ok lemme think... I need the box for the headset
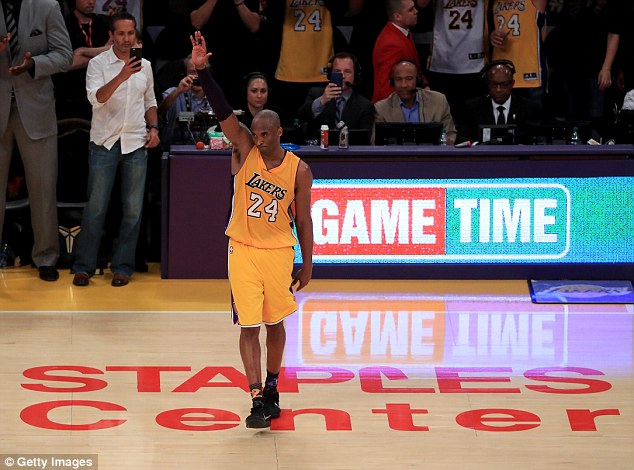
[480,60,516,82]
[389,59,423,87]
[325,52,362,86]
[242,71,271,92]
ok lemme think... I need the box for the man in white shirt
[72,11,159,287]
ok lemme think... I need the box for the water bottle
[439,128,448,146]
[0,243,9,268]
[570,126,581,145]
[337,121,349,149]
[320,125,329,150]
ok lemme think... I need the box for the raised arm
[234,0,260,33]
[190,31,254,171]
[190,0,219,30]
[93,56,142,104]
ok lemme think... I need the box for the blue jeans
[73,141,147,276]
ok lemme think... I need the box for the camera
[191,77,201,87]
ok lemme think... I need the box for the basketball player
[190,31,314,429]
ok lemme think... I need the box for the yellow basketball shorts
[228,239,297,327]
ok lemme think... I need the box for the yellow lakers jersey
[226,147,300,248]
[275,0,333,83]
[490,0,541,88]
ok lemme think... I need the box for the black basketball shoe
[263,386,281,420]
[245,398,271,428]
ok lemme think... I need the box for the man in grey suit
[0,0,73,281]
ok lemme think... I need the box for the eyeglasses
[488,80,513,89]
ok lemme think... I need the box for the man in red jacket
[372,0,422,103]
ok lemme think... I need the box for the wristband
[235,1,244,6]
[147,124,159,131]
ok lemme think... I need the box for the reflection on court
[1,273,632,469]
[287,292,633,373]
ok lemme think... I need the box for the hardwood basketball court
[1,264,632,469]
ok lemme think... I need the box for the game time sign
[296,177,633,265]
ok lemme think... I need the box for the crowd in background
[4,0,634,271]
[52,0,634,141]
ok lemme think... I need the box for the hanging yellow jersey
[490,0,542,88]
[226,147,300,248]
[275,0,333,83]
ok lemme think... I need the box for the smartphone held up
[330,71,343,88]
[130,47,142,68]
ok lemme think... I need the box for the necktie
[4,1,19,60]
[496,105,506,125]
[336,96,345,122]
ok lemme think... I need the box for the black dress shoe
[73,272,90,286]
[111,273,130,287]
[38,266,59,282]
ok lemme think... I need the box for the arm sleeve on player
[197,66,234,122]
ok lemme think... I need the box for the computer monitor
[328,128,370,146]
[525,120,592,145]
[177,110,219,144]
[479,124,518,144]
[374,121,443,146]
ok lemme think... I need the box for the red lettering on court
[20,400,126,430]
[372,403,429,431]
[270,408,352,431]
[359,367,435,393]
[278,367,355,392]
[436,367,521,393]
[566,409,621,431]
[106,366,192,392]
[524,367,612,394]
[172,367,249,392]
[456,409,541,432]
[22,366,107,393]
[156,408,241,431]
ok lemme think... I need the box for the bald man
[374,60,456,144]
[191,31,314,429]
[457,60,541,144]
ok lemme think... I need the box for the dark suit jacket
[457,94,541,144]
[298,87,375,143]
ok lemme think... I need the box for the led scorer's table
[161,145,634,280]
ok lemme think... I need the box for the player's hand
[320,82,342,105]
[190,31,212,70]
[291,265,312,292]
[9,52,33,76]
